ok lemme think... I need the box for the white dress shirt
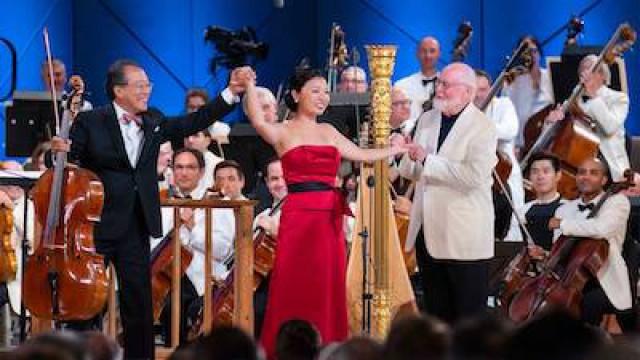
[113,102,144,167]
[151,185,235,296]
[502,69,554,147]
[485,97,526,241]
[579,86,630,182]
[553,192,632,310]
[394,72,438,135]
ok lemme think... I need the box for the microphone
[273,0,284,8]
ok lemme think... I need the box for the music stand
[4,91,58,157]
[0,169,41,342]
[318,92,370,142]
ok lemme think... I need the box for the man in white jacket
[549,158,632,326]
[396,62,497,323]
[545,54,630,182]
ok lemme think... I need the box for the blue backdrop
[0,0,638,159]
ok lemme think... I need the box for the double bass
[520,23,636,199]
[477,39,533,193]
[22,29,108,321]
[507,170,634,322]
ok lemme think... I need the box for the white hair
[580,54,611,85]
[340,66,367,82]
[242,86,276,114]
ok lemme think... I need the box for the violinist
[253,157,287,237]
[501,36,553,149]
[520,152,565,258]
[474,69,524,241]
[50,59,252,359]
[252,157,286,337]
[549,158,632,326]
[337,66,368,94]
[155,148,235,345]
[389,86,414,201]
[544,54,630,182]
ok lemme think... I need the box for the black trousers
[415,227,489,324]
[97,200,154,360]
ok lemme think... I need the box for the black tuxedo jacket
[68,95,234,240]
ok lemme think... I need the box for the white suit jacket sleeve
[558,195,630,239]
[493,98,519,141]
[422,123,497,191]
[582,90,629,137]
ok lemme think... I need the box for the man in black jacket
[51,59,253,359]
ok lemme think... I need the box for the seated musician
[389,86,414,213]
[545,54,630,182]
[252,157,287,337]
[214,160,247,201]
[474,69,524,241]
[253,157,287,237]
[338,66,368,94]
[154,148,235,345]
[548,158,632,326]
[520,152,565,258]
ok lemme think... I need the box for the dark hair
[325,336,384,360]
[185,88,210,110]
[384,314,451,360]
[172,148,206,169]
[105,59,141,100]
[193,326,258,360]
[518,35,543,58]
[214,159,245,180]
[284,67,325,112]
[504,309,606,360]
[474,69,492,83]
[451,313,513,360]
[524,152,561,176]
[275,319,321,360]
[263,156,281,179]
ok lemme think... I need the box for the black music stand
[318,92,370,142]
[4,91,57,157]
[0,170,41,342]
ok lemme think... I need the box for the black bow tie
[581,95,591,103]
[390,127,403,135]
[578,203,595,212]
[422,78,437,87]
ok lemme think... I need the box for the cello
[150,187,195,322]
[188,198,284,338]
[0,191,16,283]
[22,28,108,321]
[519,23,636,199]
[507,170,634,322]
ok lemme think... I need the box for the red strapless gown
[260,145,349,358]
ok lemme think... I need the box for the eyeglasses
[392,100,412,107]
[173,164,200,171]
[435,79,467,90]
[120,81,154,92]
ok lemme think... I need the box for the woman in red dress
[245,68,406,357]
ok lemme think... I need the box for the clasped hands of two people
[50,66,257,154]
[390,133,428,162]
